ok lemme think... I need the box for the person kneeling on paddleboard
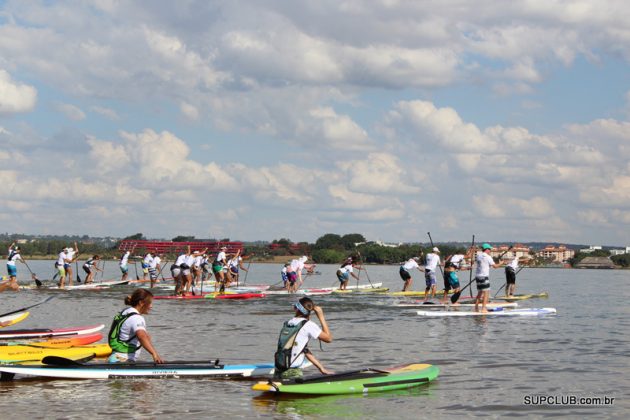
[108,289,164,364]
[274,297,333,379]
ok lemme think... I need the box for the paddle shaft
[356,250,375,288]
[0,296,54,318]
[427,232,445,278]
[22,261,42,287]
[451,235,475,303]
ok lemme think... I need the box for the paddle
[0,296,54,318]
[134,258,140,281]
[426,232,445,300]
[22,261,42,288]
[242,256,252,286]
[452,243,513,304]
[42,355,222,367]
[451,235,475,304]
[356,250,375,288]
[100,260,106,282]
[42,354,95,366]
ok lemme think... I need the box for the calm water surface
[1,261,628,419]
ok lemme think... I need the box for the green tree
[314,234,343,250]
[172,236,196,242]
[123,233,145,240]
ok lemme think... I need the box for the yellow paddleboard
[0,343,111,362]
[0,311,30,328]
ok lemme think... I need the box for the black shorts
[476,276,490,291]
[83,266,91,275]
[505,267,516,284]
[399,266,411,280]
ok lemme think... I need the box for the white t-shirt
[338,265,353,274]
[184,255,195,267]
[507,258,519,270]
[402,259,419,271]
[150,256,161,269]
[143,254,153,266]
[175,254,187,266]
[290,259,305,272]
[287,317,322,368]
[116,307,147,361]
[475,252,495,277]
[7,251,20,266]
[449,254,465,268]
[66,249,76,261]
[57,252,67,266]
[120,251,131,266]
[215,251,226,264]
[425,253,440,272]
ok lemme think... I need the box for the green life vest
[274,319,308,372]
[108,311,142,354]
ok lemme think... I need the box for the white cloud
[0,69,37,114]
[90,105,120,121]
[54,102,86,121]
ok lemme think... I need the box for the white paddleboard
[416,308,557,317]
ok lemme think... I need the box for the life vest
[274,319,308,372]
[108,311,142,354]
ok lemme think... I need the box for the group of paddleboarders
[396,243,521,313]
[280,256,316,292]
[109,288,331,379]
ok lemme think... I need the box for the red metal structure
[118,240,243,256]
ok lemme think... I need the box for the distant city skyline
[1,2,630,245]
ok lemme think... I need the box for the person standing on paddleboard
[82,255,102,284]
[336,259,360,290]
[441,261,461,304]
[119,245,135,282]
[399,257,422,292]
[475,243,503,313]
[148,252,162,288]
[108,289,163,364]
[4,243,23,292]
[274,297,333,379]
[424,247,441,302]
[505,256,519,297]
[55,247,70,286]
[213,246,228,292]
[64,242,79,287]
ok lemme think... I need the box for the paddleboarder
[82,255,102,284]
[108,288,164,364]
[274,297,333,379]
[64,242,79,287]
[336,259,360,290]
[440,263,461,304]
[505,256,519,297]
[213,246,228,292]
[399,257,422,292]
[424,247,441,302]
[4,243,22,292]
[474,243,503,313]
[119,245,135,282]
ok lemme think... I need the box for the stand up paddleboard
[252,363,439,395]
[416,308,557,317]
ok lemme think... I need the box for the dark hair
[124,289,154,307]
[296,297,315,316]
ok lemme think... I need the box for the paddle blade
[450,291,462,304]
[42,354,94,366]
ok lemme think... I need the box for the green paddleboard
[252,363,439,395]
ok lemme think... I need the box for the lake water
[1,261,628,419]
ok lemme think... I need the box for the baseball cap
[482,243,492,250]
[432,247,439,253]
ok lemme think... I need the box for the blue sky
[1,1,630,246]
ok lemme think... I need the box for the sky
[1,1,630,246]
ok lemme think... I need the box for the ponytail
[124,289,154,307]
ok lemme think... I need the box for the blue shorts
[7,264,17,277]
[120,265,128,274]
[287,271,297,284]
[424,271,436,287]
[399,267,411,281]
[336,270,349,283]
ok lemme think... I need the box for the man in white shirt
[475,243,503,312]
[505,256,519,297]
[424,247,441,302]
[399,257,422,292]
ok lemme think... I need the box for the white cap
[300,256,308,262]
[432,247,440,253]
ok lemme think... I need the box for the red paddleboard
[210,293,265,300]
[0,324,105,340]
[23,332,104,347]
